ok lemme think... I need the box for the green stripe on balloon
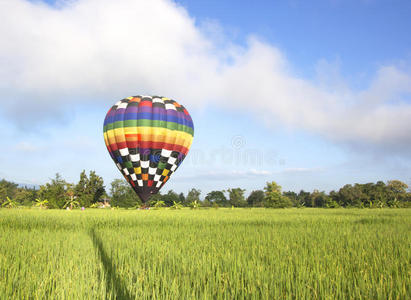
[103,119,194,135]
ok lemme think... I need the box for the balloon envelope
[103,96,194,203]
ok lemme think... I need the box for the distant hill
[17,183,40,189]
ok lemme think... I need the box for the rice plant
[0,208,410,299]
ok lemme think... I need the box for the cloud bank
[1,0,411,152]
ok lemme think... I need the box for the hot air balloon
[103,95,194,204]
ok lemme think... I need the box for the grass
[0,208,410,299]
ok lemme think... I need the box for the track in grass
[89,227,134,300]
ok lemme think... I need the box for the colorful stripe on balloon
[103,96,194,200]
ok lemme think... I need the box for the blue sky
[181,0,411,79]
[1,0,410,196]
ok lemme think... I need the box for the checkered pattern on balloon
[103,96,194,203]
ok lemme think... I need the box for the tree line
[1,171,410,209]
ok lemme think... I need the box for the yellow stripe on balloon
[107,128,117,146]
[106,127,193,145]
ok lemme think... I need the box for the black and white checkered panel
[129,148,143,188]
[152,96,166,109]
[155,150,185,188]
[140,150,150,188]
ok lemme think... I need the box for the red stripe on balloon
[116,141,128,149]
[107,141,189,155]
[139,101,152,107]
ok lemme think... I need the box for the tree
[386,180,408,207]
[0,186,6,206]
[188,200,201,209]
[387,180,408,194]
[337,184,363,207]
[1,197,17,208]
[205,191,228,207]
[186,188,201,206]
[356,183,373,207]
[74,170,106,207]
[328,191,340,208]
[170,201,183,210]
[88,171,105,204]
[161,190,180,207]
[178,193,186,205]
[149,193,163,207]
[370,181,388,208]
[34,198,49,209]
[264,181,292,208]
[64,184,80,209]
[153,200,165,209]
[247,190,265,207]
[405,191,411,208]
[110,179,140,208]
[309,190,334,208]
[74,170,91,206]
[297,190,310,207]
[0,179,18,205]
[64,198,80,210]
[14,188,36,206]
[283,191,298,207]
[227,188,247,207]
[38,174,68,209]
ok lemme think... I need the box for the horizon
[4,172,408,198]
[1,0,411,195]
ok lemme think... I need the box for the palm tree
[64,197,80,210]
[64,185,79,210]
[153,200,165,209]
[2,197,16,209]
[90,203,99,208]
[189,200,201,209]
[34,198,49,209]
[170,201,183,210]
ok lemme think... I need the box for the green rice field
[0,208,410,299]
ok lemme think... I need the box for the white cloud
[1,0,411,152]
